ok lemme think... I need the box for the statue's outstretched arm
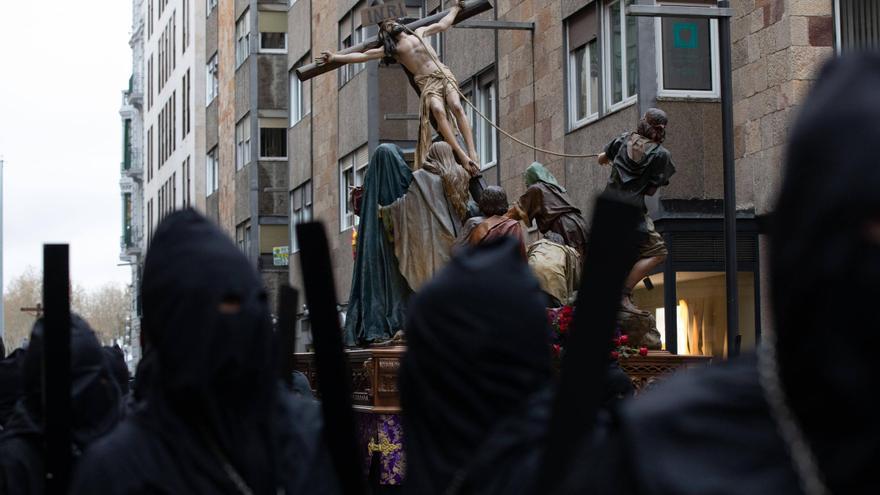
[416,1,464,38]
[316,47,385,66]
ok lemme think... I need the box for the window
[290,181,313,252]
[656,10,719,97]
[172,11,177,70]
[236,10,250,67]
[182,69,191,137]
[236,115,252,170]
[182,156,191,207]
[567,4,600,128]
[604,0,638,109]
[148,0,154,37]
[207,0,217,16]
[462,71,498,170]
[260,127,287,159]
[206,53,218,104]
[259,11,288,53]
[236,222,252,256]
[147,126,154,182]
[206,147,219,194]
[428,7,445,61]
[338,12,366,86]
[182,0,189,53]
[147,55,154,109]
[339,145,369,231]
[290,55,311,126]
[835,0,880,54]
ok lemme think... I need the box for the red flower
[639,347,648,357]
[610,350,620,360]
[561,306,573,318]
[619,335,629,345]
[612,337,621,347]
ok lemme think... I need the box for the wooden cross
[295,0,493,81]
[20,303,43,318]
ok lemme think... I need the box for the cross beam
[295,0,494,81]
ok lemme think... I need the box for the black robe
[0,316,123,495]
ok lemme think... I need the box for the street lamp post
[627,1,740,357]
[1,157,5,349]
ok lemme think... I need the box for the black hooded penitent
[0,315,122,495]
[557,54,880,495]
[71,210,340,495]
[400,237,553,494]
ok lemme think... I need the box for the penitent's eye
[218,294,242,314]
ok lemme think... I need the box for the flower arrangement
[547,308,649,360]
[547,305,574,358]
[611,331,648,360]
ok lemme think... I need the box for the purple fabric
[357,412,406,485]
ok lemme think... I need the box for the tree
[2,267,131,351]
[2,267,42,350]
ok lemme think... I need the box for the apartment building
[143,0,207,247]
[120,0,146,365]
[202,0,291,308]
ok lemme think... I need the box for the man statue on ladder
[316,0,481,175]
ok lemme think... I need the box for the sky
[1,1,133,292]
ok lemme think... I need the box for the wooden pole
[535,197,641,494]
[295,0,493,81]
[296,222,365,495]
[43,244,71,495]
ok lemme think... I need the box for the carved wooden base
[294,347,711,411]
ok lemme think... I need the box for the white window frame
[206,147,219,194]
[207,0,217,16]
[290,70,305,126]
[235,10,250,68]
[567,36,600,130]
[654,16,720,99]
[259,31,288,54]
[206,53,218,105]
[462,71,498,171]
[338,147,369,232]
[476,75,497,170]
[235,115,251,170]
[603,0,638,111]
[290,181,313,253]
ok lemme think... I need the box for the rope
[412,28,600,160]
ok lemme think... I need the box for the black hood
[770,54,880,492]
[0,348,26,428]
[102,345,130,396]
[17,315,122,449]
[140,209,279,492]
[400,236,552,494]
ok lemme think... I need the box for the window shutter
[259,11,288,33]
[568,2,598,51]
[356,145,370,168]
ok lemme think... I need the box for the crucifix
[297,0,494,176]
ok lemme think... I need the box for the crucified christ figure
[316,1,480,176]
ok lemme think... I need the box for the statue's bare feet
[620,293,647,315]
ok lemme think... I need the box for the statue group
[312,1,676,348]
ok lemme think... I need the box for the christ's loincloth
[413,64,460,169]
